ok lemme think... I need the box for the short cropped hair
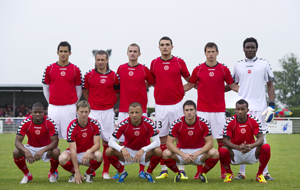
[57,41,71,52]
[129,102,142,109]
[95,50,109,59]
[183,100,196,110]
[159,36,173,45]
[236,99,249,108]
[76,100,91,110]
[32,102,44,110]
[128,43,141,53]
[204,42,218,52]
[243,37,258,48]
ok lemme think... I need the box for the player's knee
[94,151,103,162]
[260,144,271,154]
[105,147,114,157]
[58,153,69,165]
[13,148,22,158]
[162,149,172,159]
[153,147,162,157]
[51,148,60,158]
[219,147,230,158]
[210,148,219,159]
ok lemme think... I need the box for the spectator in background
[0,108,4,117]
[0,102,7,109]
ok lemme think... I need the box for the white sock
[161,165,167,171]
[239,165,246,175]
[263,164,269,175]
[178,165,185,171]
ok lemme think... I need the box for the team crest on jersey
[188,130,193,136]
[82,132,87,137]
[241,128,246,134]
[100,79,106,84]
[35,130,40,135]
[209,72,214,77]
[134,131,140,136]
[248,70,251,74]
[61,71,66,76]
[128,71,134,76]
[164,65,169,70]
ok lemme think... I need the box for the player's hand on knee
[25,150,34,164]
[122,148,131,162]
[262,103,275,122]
[190,153,199,162]
[34,150,44,161]
[181,153,193,163]
[82,151,91,166]
[133,149,144,163]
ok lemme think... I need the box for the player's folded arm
[222,136,239,150]
[108,135,124,152]
[141,134,160,152]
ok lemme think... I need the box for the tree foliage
[273,53,300,108]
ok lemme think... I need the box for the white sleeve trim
[108,136,124,152]
[75,86,82,102]
[141,134,160,152]
[43,84,50,103]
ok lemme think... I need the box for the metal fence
[1,117,300,134]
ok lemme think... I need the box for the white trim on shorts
[231,147,259,165]
[176,148,204,165]
[119,147,149,166]
[197,111,225,139]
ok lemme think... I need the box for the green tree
[273,53,300,108]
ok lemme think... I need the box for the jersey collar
[95,68,111,75]
[160,55,174,61]
[245,57,258,63]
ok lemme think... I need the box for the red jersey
[117,63,155,113]
[17,116,58,148]
[150,56,190,105]
[223,114,262,145]
[169,116,211,149]
[42,62,82,105]
[113,116,158,150]
[189,62,234,112]
[67,118,101,153]
[83,69,120,110]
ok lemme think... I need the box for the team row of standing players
[14,36,276,184]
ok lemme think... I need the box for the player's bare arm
[267,81,275,102]
[15,135,35,164]
[240,133,264,155]
[183,76,190,83]
[223,137,241,151]
[183,82,196,92]
[228,82,239,92]
[120,148,131,162]
[191,135,214,161]
[69,142,82,184]
[34,135,59,161]
[167,135,193,163]
[116,92,120,102]
[82,135,101,166]
[134,134,160,163]
[82,89,89,101]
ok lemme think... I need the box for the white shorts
[89,109,115,142]
[155,101,184,137]
[65,150,90,166]
[197,111,225,139]
[24,145,52,162]
[119,147,149,166]
[117,112,147,142]
[248,111,268,134]
[48,104,76,139]
[176,148,204,165]
[231,147,259,165]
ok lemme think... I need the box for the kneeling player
[13,102,60,184]
[59,100,103,184]
[106,102,162,183]
[162,100,219,183]
[219,99,271,183]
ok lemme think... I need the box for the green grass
[0,134,299,190]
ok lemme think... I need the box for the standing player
[219,99,271,183]
[59,100,103,184]
[184,42,239,179]
[230,37,275,180]
[106,102,162,183]
[83,50,120,179]
[149,36,190,179]
[13,102,60,184]
[42,41,82,140]
[116,43,155,178]
[162,100,219,183]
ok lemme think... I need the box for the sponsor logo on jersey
[59,68,67,70]
[81,128,87,131]
[100,76,108,78]
[239,125,247,127]
[187,127,195,129]
[248,70,251,74]
[128,68,135,70]
[34,127,42,129]
[164,65,169,70]
[128,71,134,76]
[61,71,66,76]
[82,132,87,137]
[163,62,170,64]
[100,79,106,84]
[134,131,140,136]
[35,130,40,135]
[246,65,253,67]
[241,128,246,134]
[133,128,140,130]
[188,130,193,136]
[209,72,214,77]
[208,69,215,70]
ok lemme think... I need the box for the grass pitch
[0,134,299,190]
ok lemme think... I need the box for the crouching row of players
[13,99,271,184]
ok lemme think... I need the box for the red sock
[60,161,75,174]
[147,155,161,173]
[257,144,271,175]
[14,156,29,175]
[102,144,110,173]
[49,157,59,174]
[108,155,124,173]
[139,164,145,172]
[218,142,226,174]
[86,159,102,175]
[163,159,180,174]
[197,165,203,173]
[201,158,219,174]
[159,144,167,166]
[219,148,233,174]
